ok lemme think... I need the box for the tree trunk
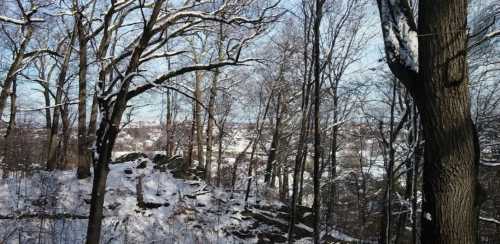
[187,107,195,169]
[245,92,272,203]
[60,95,71,168]
[0,26,33,119]
[194,70,204,170]
[47,28,76,170]
[205,81,215,175]
[289,98,312,242]
[311,1,324,242]
[417,0,481,242]
[205,23,224,182]
[2,79,16,176]
[325,124,338,234]
[231,139,252,191]
[495,169,500,241]
[395,103,420,244]
[216,121,224,187]
[381,81,398,244]
[86,3,166,241]
[86,118,120,244]
[265,93,282,186]
[165,90,174,158]
[76,11,91,178]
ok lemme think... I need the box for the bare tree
[83,1,279,242]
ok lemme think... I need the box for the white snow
[425,212,432,221]
[0,160,252,243]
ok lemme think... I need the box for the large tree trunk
[377,0,482,242]
[2,79,16,177]
[311,1,324,242]
[417,0,481,242]
[86,119,120,244]
[76,11,91,179]
[205,23,224,186]
[86,3,165,241]
[495,169,500,240]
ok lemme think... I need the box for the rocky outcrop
[113,152,148,164]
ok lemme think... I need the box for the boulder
[136,160,148,169]
[166,155,185,170]
[113,152,148,164]
[152,154,169,165]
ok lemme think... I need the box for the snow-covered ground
[0,159,253,243]
[0,156,368,244]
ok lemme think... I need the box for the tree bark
[76,9,91,179]
[417,0,481,243]
[207,24,225,184]
[194,70,204,170]
[377,0,482,242]
[60,94,71,168]
[311,1,324,242]
[265,92,282,186]
[2,79,16,176]
[165,90,174,158]
[86,2,165,242]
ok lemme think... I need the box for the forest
[0,0,499,243]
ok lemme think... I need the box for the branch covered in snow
[376,0,418,87]
[480,216,500,225]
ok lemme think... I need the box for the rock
[152,154,169,165]
[124,168,133,174]
[257,232,287,243]
[166,156,185,170]
[107,202,121,210]
[137,201,169,209]
[32,198,48,207]
[232,230,253,239]
[277,204,314,228]
[136,160,147,169]
[153,164,167,172]
[185,194,196,199]
[113,152,148,164]
[240,208,312,241]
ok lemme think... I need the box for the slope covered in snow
[0,155,369,244]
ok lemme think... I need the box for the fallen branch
[0,213,88,219]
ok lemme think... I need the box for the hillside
[0,154,369,244]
